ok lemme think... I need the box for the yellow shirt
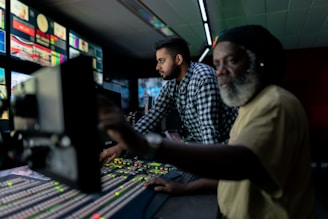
[218,85,316,219]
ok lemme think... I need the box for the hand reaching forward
[97,94,148,158]
[144,177,188,195]
[99,143,124,163]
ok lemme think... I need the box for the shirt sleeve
[134,82,175,134]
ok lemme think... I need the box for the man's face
[212,41,260,107]
[155,48,181,80]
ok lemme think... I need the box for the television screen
[11,70,32,101]
[0,67,8,119]
[10,0,67,66]
[69,30,103,86]
[138,77,167,108]
[104,79,130,110]
[0,0,6,56]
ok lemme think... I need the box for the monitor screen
[104,79,130,110]
[138,77,167,108]
[10,0,67,66]
[0,0,6,56]
[69,30,103,86]
[10,70,32,102]
[0,67,8,119]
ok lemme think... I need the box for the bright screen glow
[138,77,167,108]
[69,30,103,86]
[0,0,6,56]
[11,71,32,101]
[0,67,8,119]
[10,0,67,66]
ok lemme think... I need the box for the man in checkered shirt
[100,36,238,194]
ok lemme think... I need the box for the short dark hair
[153,36,191,64]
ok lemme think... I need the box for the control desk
[4,55,218,219]
[0,156,208,219]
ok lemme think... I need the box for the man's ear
[175,54,183,65]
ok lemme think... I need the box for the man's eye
[214,63,220,69]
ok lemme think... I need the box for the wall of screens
[10,0,67,66]
[0,0,106,131]
[69,30,104,86]
[0,0,6,56]
[0,67,8,119]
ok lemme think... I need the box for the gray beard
[219,71,260,107]
[219,48,261,107]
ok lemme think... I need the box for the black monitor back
[11,55,102,193]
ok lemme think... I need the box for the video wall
[10,0,67,66]
[0,67,8,119]
[69,30,104,86]
[7,0,103,78]
[0,0,5,56]
[0,0,105,130]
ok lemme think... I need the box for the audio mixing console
[0,157,184,219]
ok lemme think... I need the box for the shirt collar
[176,62,194,91]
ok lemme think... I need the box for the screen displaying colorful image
[11,70,32,101]
[138,77,167,108]
[69,30,103,85]
[0,0,6,56]
[10,0,67,66]
[0,67,8,119]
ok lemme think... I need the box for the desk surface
[155,193,218,219]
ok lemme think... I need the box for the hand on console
[97,93,149,160]
[144,177,188,195]
[100,143,124,163]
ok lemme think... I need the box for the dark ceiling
[30,0,328,60]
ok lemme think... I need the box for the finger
[144,180,155,187]
[144,177,164,186]
[153,186,166,192]
[106,153,117,163]
[99,152,107,162]
[152,177,168,185]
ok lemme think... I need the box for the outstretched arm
[97,94,272,187]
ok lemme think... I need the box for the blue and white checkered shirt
[134,62,237,144]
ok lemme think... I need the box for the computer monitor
[11,54,102,193]
[104,79,130,111]
[138,77,167,108]
[0,0,6,56]
[0,67,8,120]
[10,71,32,102]
[97,87,122,109]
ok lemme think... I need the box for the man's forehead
[213,42,245,57]
[156,48,170,58]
